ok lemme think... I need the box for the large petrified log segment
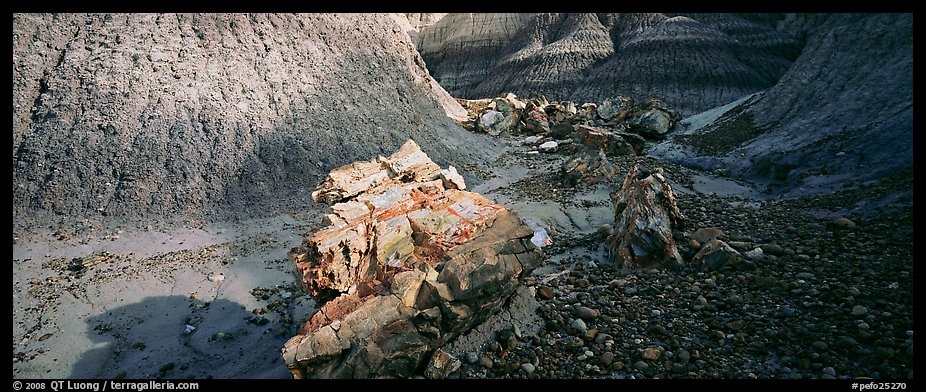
[283,139,542,378]
[607,165,685,270]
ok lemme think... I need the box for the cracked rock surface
[283,140,542,378]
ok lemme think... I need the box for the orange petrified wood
[283,140,542,378]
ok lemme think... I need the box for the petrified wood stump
[283,140,543,378]
[606,165,685,270]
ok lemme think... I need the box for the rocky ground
[11,128,913,379]
[446,134,914,380]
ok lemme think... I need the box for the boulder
[606,165,686,270]
[629,110,674,138]
[550,122,575,140]
[523,109,550,134]
[596,96,634,122]
[478,110,508,136]
[576,125,644,157]
[691,239,755,271]
[561,148,617,186]
[473,94,526,135]
[628,98,681,139]
[283,139,543,378]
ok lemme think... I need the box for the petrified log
[606,165,685,270]
[283,139,543,378]
[560,147,617,186]
[596,96,634,122]
[627,97,681,139]
[575,124,645,157]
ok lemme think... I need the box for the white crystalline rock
[539,141,558,153]
[440,165,467,190]
[479,110,504,129]
[522,217,553,248]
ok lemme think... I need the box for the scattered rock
[539,141,558,153]
[479,356,494,369]
[875,347,896,359]
[520,363,536,374]
[742,248,763,259]
[795,272,814,280]
[851,305,868,316]
[600,352,615,366]
[697,295,708,306]
[524,135,544,146]
[537,286,554,300]
[833,217,857,229]
[677,349,691,363]
[523,110,550,134]
[159,362,175,374]
[597,96,634,122]
[576,125,642,157]
[692,239,754,271]
[570,319,588,334]
[642,347,661,361]
[440,166,467,190]
[627,98,680,139]
[478,110,508,136]
[561,147,617,186]
[691,228,723,243]
[761,244,785,256]
[425,349,461,379]
[688,239,701,249]
[575,306,599,321]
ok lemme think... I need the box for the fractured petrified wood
[560,147,617,186]
[576,124,645,157]
[283,139,543,378]
[606,165,685,270]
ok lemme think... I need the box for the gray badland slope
[415,13,803,116]
[663,13,913,196]
[13,13,496,231]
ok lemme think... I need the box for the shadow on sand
[70,295,292,379]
